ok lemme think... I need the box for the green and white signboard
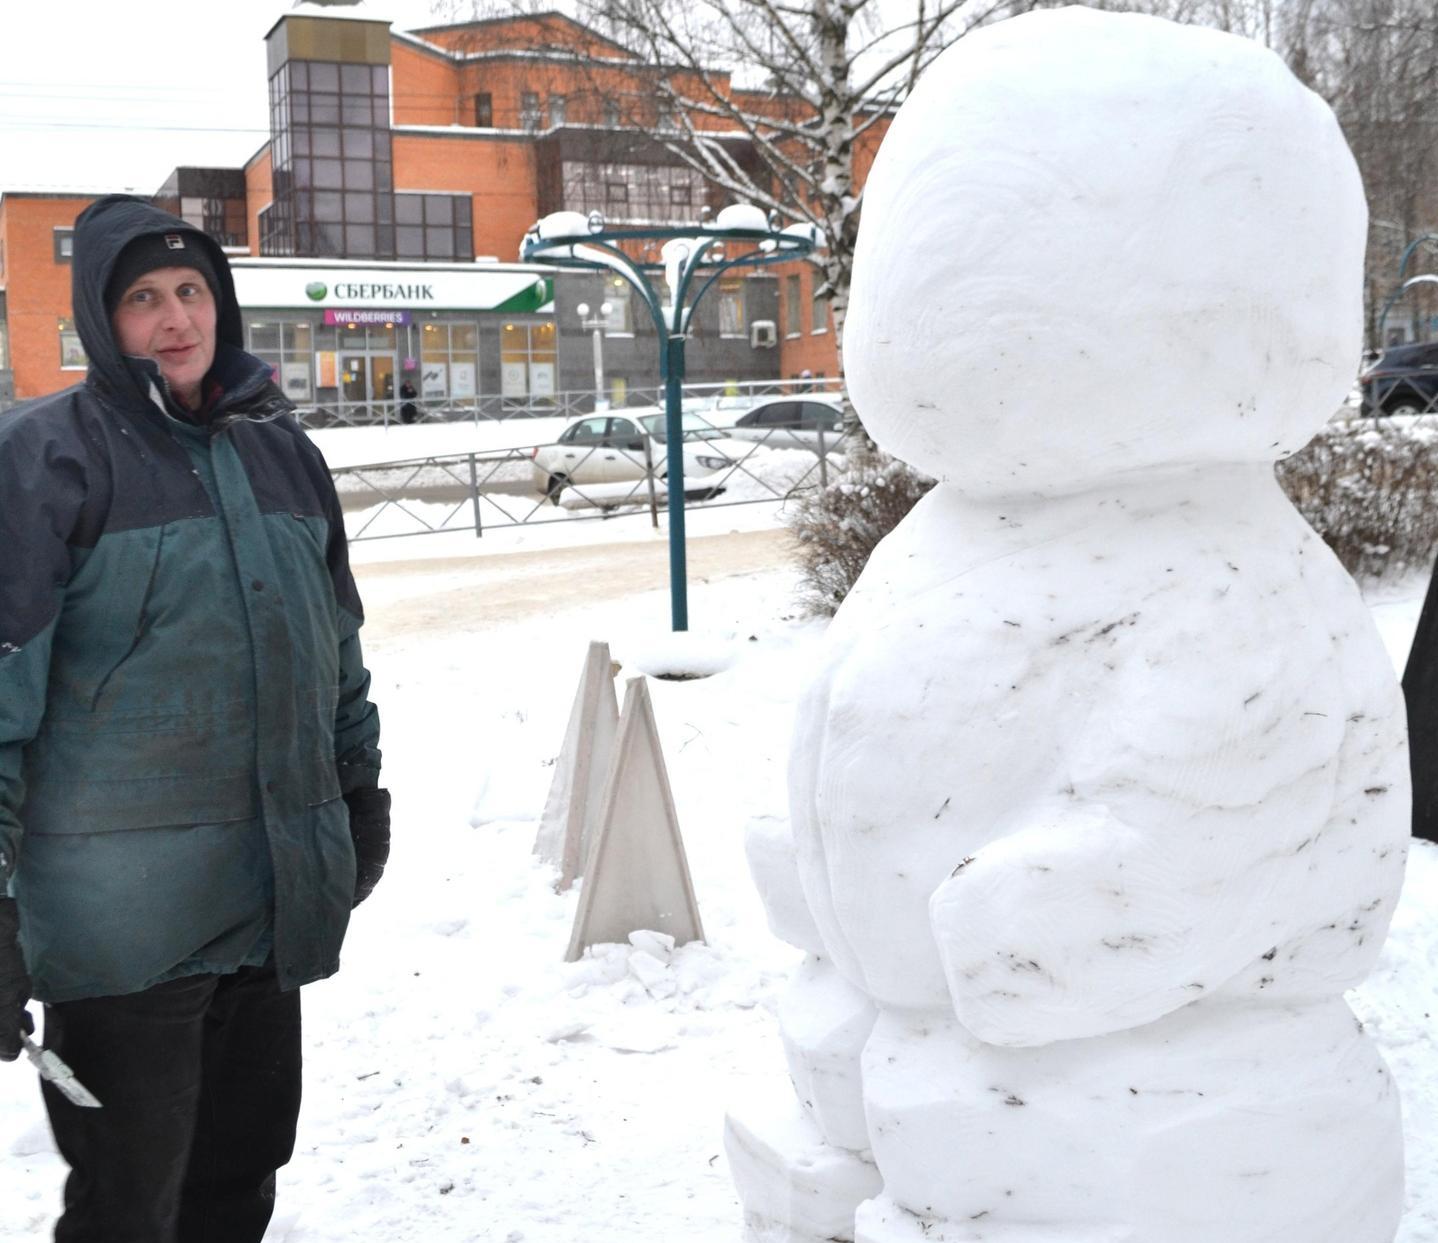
[229,262,555,314]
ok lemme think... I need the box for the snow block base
[779,955,876,1153]
[861,1000,1402,1243]
[726,1082,882,1243]
[856,1194,1127,1243]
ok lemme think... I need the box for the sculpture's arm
[929,802,1232,1046]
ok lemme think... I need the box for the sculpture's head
[844,7,1365,495]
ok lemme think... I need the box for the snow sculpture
[728,9,1411,1242]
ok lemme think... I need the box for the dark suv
[1360,342,1438,416]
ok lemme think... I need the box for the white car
[728,395,847,451]
[530,411,750,501]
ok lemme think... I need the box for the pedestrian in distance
[399,377,419,424]
[0,194,391,1243]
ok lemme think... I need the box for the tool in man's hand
[21,1034,101,1108]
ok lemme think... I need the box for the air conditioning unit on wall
[750,320,778,349]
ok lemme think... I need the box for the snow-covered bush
[787,444,934,615]
[1278,415,1438,580]
[791,417,1438,614]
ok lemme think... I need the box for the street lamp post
[522,205,820,631]
[574,299,612,411]
[1377,233,1438,345]
[1377,274,1438,345]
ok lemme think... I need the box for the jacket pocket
[89,523,166,707]
[50,525,167,712]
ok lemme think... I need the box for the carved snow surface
[745,814,826,957]
[735,7,1410,1243]
[779,955,876,1152]
[726,1080,883,1243]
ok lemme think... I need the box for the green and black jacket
[0,195,381,1002]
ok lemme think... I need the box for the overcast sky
[0,1,455,195]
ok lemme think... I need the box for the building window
[474,92,493,127]
[603,99,620,126]
[418,319,480,403]
[561,160,709,225]
[718,278,745,338]
[785,274,802,336]
[0,319,9,372]
[177,195,247,248]
[246,319,314,402]
[549,94,566,126]
[500,320,557,404]
[54,230,74,264]
[520,91,541,131]
[811,276,827,334]
[601,278,632,334]
[59,318,87,370]
[395,193,473,261]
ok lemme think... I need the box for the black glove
[0,897,34,1062]
[344,787,391,908]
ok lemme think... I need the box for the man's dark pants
[39,962,302,1243]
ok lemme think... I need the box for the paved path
[352,526,799,639]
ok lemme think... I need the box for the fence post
[643,435,661,529]
[817,423,829,489]
[469,453,483,538]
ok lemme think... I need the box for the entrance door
[337,348,399,422]
[340,353,369,413]
[370,354,396,420]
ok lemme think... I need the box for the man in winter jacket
[0,194,390,1243]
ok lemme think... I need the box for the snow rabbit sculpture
[727,9,1409,1243]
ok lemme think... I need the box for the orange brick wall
[415,16,627,60]
[392,41,462,126]
[392,132,537,261]
[245,147,273,257]
[776,261,838,380]
[2,197,92,401]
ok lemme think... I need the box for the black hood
[72,194,243,408]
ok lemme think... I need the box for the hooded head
[72,195,243,407]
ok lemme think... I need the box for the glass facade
[499,320,557,405]
[395,193,473,262]
[419,320,480,404]
[561,160,708,224]
[266,59,394,258]
[247,318,315,403]
[177,196,247,248]
[239,311,498,417]
[155,169,248,248]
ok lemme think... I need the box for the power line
[0,119,270,135]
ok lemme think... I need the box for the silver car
[530,411,747,501]
[728,396,847,451]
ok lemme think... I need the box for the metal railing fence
[299,375,844,430]
[333,411,856,542]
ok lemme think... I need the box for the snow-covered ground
[2,522,1436,1242]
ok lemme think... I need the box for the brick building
[0,7,875,416]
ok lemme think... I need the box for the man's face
[109,266,217,409]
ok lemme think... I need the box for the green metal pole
[664,333,688,631]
